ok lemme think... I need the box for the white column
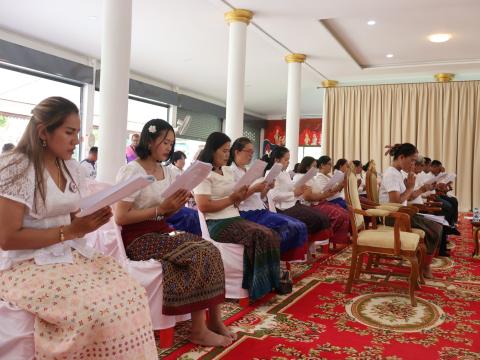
[97,0,132,183]
[224,9,253,140]
[80,82,95,160]
[285,54,306,169]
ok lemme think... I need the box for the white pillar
[285,54,306,169]
[224,9,253,140]
[97,0,132,183]
[80,82,95,160]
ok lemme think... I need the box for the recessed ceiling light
[428,33,451,43]
[367,20,376,26]
[88,16,97,20]
[386,54,394,58]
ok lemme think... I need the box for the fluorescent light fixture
[428,33,451,43]
[386,54,394,58]
[367,20,376,26]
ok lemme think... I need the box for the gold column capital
[224,9,253,25]
[434,73,455,82]
[285,53,307,63]
[321,80,338,88]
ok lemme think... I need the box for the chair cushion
[376,225,425,238]
[357,229,420,251]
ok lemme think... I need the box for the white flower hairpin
[148,125,157,133]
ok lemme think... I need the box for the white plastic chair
[197,211,249,306]
[0,301,35,360]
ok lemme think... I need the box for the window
[0,66,82,157]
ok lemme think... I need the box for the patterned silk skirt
[277,203,332,241]
[0,252,157,360]
[207,217,281,301]
[166,207,202,236]
[312,201,351,244]
[240,209,308,261]
[125,228,225,315]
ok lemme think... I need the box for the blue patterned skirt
[240,209,307,256]
[167,207,201,236]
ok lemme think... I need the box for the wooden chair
[344,165,423,306]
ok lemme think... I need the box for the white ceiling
[0,0,479,117]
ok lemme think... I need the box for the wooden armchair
[344,165,424,306]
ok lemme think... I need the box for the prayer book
[264,163,283,185]
[161,160,212,198]
[77,175,155,217]
[423,173,447,185]
[293,167,318,189]
[322,171,345,192]
[417,213,450,226]
[234,159,267,191]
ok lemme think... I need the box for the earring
[41,139,47,148]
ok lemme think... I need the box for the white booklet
[439,173,456,184]
[424,173,448,185]
[264,163,283,185]
[234,159,267,191]
[161,160,212,198]
[77,175,155,217]
[323,171,345,192]
[417,213,450,226]
[293,167,318,189]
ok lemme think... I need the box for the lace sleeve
[116,163,142,202]
[0,152,35,209]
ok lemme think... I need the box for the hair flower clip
[148,125,157,133]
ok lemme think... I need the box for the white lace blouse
[230,162,266,212]
[0,153,96,271]
[116,161,175,209]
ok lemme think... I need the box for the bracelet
[59,226,65,243]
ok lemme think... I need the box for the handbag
[276,269,293,295]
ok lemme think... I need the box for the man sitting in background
[430,160,459,226]
[169,150,186,178]
[80,146,98,179]
[126,133,140,163]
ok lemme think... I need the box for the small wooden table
[473,221,480,257]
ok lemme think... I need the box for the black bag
[276,270,293,295]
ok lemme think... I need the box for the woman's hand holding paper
[158,189,190,216]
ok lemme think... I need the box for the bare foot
[208,321,238,340]
[190,327,233,347]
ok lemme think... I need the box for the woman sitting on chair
[313,156,348,209]
[115,119,234,347]
[266,148,332,249]
[0,97,157,358]
[229,137,308,261]
[194,132,281,302]
[380,143,442,278]
[296,156,351,246]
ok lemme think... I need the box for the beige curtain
[324,81,480,211]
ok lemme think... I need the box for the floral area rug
[158,214,480,359]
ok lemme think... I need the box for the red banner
[264,118,322,147]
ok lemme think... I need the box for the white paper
[77,175,155,217]
[161,160,212,198]
[322,171,345,192]
[264,163,283,185]
[423,173,447,185]
[417,213,450,226]
[438,173,456,184]
[234,159,267,191]
[293,167,317,189]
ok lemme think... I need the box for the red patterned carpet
[158,214,480,359]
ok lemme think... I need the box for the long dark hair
[135,119,175,161]
[264,146,289,172]
[297,156,316,174]
[197,132,231,166]
[2,97,79,210]
[228,137,251,166]
[387,143,418,160]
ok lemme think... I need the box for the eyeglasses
[241,149,254,155]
